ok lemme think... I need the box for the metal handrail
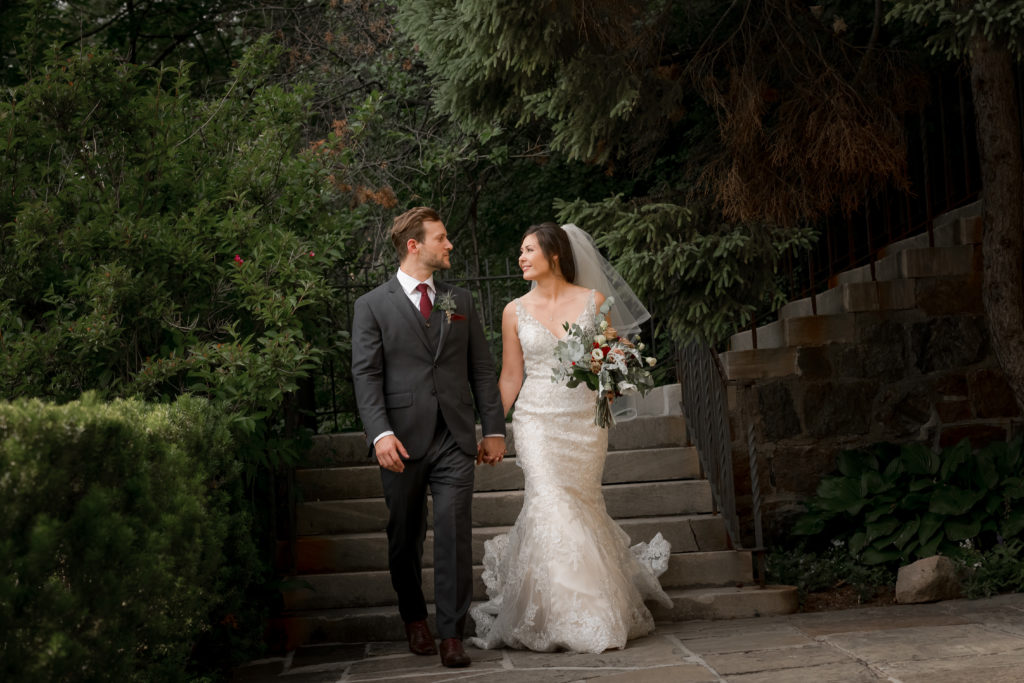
[678,341,766,585]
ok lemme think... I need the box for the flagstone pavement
[235,593,1024,682]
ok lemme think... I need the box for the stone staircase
[267,415,797,651]
[722,200,984,378]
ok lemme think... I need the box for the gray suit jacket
[350,276,505,458]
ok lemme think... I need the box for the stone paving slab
[236,595,1024,682]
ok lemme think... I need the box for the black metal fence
[768,70,983,332]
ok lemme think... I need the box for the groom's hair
[391,206,441,259]
[523,222,576,283]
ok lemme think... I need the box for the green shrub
[794,438,1024,566]
[766,542,895,606]
[0,393,262,682]
[959,540,1024,599]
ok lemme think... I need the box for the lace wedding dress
[468,291,672,653]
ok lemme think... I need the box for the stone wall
[728,281,1022,546]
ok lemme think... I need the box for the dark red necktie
[415,283,432,320]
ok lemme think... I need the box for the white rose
[594,334,607,345]
[599,319,609,331]
[637,342,645,351]
[645,357,657,367]
[591,348,605,361]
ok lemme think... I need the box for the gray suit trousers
[379,413,475,639]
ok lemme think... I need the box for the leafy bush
[959,540,1024,599]
[794,438,1024,565]
[0,42,368,466]
[0,393,262,682]
[766,542,895,606]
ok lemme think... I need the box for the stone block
[911,316,988,373]
[895,556,961,604]
[874,382,934,439]
[608,415,686,450]
[932,372,968,397]
[915,274,983,316]
[935,398,972,423]
[832,340,908,379]
[803,381,877,438]
[969,368,1021,418]
[780,315,853,347]
[900,245,978,279]
[768,445,842,498]
[757,381,802,440]
[650,585,798,622]
[939,423,1008,448]
[959,214,984,244]
[796,346,832,379]
[779,296,815,320]
[720,347,799,381]
[875,279,918,311]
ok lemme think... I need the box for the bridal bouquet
[551,296,657,428]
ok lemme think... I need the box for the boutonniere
[434,290,458,323]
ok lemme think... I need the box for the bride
[469,222,672,654]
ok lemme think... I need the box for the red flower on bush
[233,254,244,265]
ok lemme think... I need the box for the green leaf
[866,518,901,543]
[861,470,891,496]
[1001,509,1024,538]
[918,513,944,545]
[849,530,868,554]
[929,485,985,516]
[901,442,939,476]
[816,476,866,515]
[891,519,920,550]
[939,438,971,479]
[861,547,902,565]
[945,517,982,542]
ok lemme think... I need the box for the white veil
[560,223,651,336]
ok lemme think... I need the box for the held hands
[476,436,506,466]
[374,434,410,473]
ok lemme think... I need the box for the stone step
[281,551,754,611]
[729,314,857,352]
[778,279,917,321]
[835,244,979,286]
[267,585,798,649]
[876,211,983,259]
[303,415,686,468]
[296,446,700,501]
[718,347,799,381]
[278,514,731,574]
[297,479,714,535]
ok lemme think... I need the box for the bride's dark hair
[523,222,576,283]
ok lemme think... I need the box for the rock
[757,381,801,440]
[895,555,961,604]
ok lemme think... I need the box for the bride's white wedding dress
[469,291,672,653]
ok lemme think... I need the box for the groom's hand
[477,436,506,466]
[375,435,410,473]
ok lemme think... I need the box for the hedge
[0,393,262,682]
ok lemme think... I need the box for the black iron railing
[677,341,766,584]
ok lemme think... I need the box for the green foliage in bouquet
[794,438,1024,566]
[0,393,263,682]
[551,296,656,427]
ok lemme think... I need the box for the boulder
[895,555,961,604]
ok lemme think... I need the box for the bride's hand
[478,436,506,466]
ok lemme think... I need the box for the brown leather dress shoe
[404,620,437,655]
[439,637,471,668]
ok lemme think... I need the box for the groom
[351,206,506,668]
